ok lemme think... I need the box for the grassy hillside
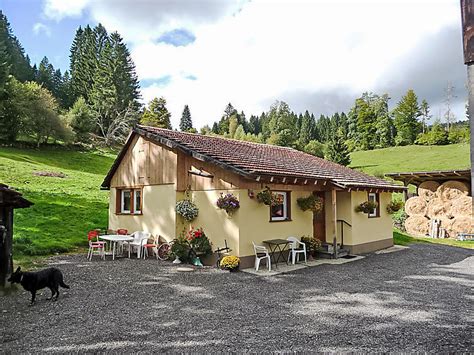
[0,147,114,257]
[350,143,470,176]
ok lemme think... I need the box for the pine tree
[109,31,140,111]
[141,97,172,129]
[325,129,351,166]
[299,110,314,146]
[70,25,97,102]
[179,105,193,131]
[393,89,422,145]
[248,115,260,135]
[420,99,430,134]
[211,122,219,134]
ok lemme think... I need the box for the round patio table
[98,235,134,260]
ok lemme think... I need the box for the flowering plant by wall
[256,188,284,206]
[170,227,212,262]
[216,193,240,214]
[386,200,403,214]
[297,194,324,213]
[186,227,212,256]
[355,200,378,214]
[220,255,240,271]
[176,199,199,221]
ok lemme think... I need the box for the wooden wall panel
[110,136,177,188]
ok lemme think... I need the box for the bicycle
[157,240,174,260]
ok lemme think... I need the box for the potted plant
[256,188,284,206]
[297,194,324,213]
[170,227,212,265]
[176,199,199,222]
[355,200,378,214]
[301,236,322,257]
[216,193,240,215]
[386,200,404,214]
[219,255,240,272]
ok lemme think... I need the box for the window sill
[115,212,143,216]
[269,218,292,223]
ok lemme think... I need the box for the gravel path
[1,244,473,353]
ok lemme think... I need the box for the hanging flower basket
[256,188,283,206]
[355,200,378,214]
[297,194,324,213]
[216,193,240,214]
[386,200,404,214]
[176,199,199,221]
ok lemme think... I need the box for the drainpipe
[332,190,337,258]
[461,1,474,216]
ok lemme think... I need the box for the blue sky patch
[157,28,195,47]
[140,75,172,88]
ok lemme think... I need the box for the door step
[317,244,350,259]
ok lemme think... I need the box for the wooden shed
[386,170,471,200]
[0,184,32,287]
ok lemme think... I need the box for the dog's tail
[59,280,70,289]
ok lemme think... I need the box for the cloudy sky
[1,0,467,128]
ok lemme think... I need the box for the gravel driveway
[1,243,473,353]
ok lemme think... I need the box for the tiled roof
[112,125,403,192]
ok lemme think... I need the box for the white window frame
[121,189,131,214]
[134,189,142,214]
[368,192,378,218]
[271,191,288,221]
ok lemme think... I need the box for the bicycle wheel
[157,243,171,261]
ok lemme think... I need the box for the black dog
[7,266,70,304]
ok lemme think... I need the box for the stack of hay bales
[404,180,473,238]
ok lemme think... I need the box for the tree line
[0,11,140,146]
[0,9,468,163]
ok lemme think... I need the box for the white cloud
[42,0,465,128]
[43,0,90,21]
[32,22,52,37]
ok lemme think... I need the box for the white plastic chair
[287,236,307,264]
[127,231,151,258]
[252,242,271,271]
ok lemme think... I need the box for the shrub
[393,210,407,231]
[216,193,240,214]
[301,236,322,256]
[176,199,199,222]
[355,200,378,214]
[297,194,324,213]
[386,200,404,214]
[220,255,240,271]
[171,234,191,262]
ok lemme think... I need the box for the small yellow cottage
[101,126,405,267]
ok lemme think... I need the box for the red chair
[87,230,106,260]
[142,235,159,259]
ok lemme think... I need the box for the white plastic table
[99,235,134,260]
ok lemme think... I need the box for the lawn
[350,143,470,176]
[393,229,474,249]
[0,146,115,261]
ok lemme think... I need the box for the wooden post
[332,189,337,258]
[461,1,474,216]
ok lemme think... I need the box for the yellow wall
[109,184,177,240]
[238,189,313,257]
[348,191,393,246]
[175,189,241,255]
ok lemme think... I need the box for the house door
[313,191,326,243]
